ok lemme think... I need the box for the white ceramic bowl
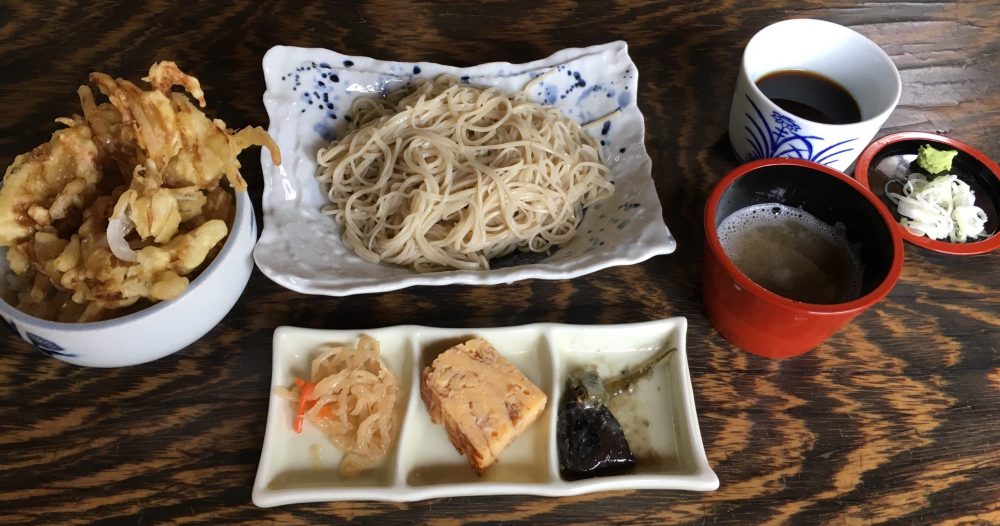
[0,191,256,367]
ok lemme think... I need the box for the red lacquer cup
[703,159,904,358]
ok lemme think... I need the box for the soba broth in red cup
[703,159,904,358]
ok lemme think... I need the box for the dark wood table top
[2,1,998,524]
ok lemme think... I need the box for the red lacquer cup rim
[704,158,905,315]
[854,131,1000,255]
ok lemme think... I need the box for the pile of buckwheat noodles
[316,74,613,272]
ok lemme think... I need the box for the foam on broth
[717,203,863,304]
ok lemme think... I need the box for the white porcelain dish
[254,41,676,296]
[252,318,718,506]
[0,191,256,368]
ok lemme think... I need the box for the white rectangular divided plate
[252,318,718,506]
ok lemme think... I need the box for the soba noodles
[280,335,400,478]
[316,74,614,272]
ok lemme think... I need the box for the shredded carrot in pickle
[293,377,315,433]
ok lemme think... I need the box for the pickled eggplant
[557,370,635,478]
[557,346,676,479]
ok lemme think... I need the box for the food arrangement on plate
[253,320,717,505]
[2,15,998,505]
[884,144,987,243]
[277,334,402,478]
[253,42,676,296]
[855,132,1000,255]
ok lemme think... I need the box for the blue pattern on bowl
[743,95,857,167]
[26,331,77,358]
[280,60,639,161]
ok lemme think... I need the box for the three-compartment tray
[252,317,718,506]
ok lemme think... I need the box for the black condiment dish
[854,131,1000,255]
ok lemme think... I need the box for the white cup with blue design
[729,19,901,172]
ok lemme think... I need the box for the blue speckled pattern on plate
[254,42,676,296]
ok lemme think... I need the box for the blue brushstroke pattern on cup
[743,95,857,167]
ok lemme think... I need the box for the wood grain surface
[1,1,999,524]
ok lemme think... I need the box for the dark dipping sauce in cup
[756,70,862,125]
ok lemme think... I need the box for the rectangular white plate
[253,41,676,296]
[252,318,718,506]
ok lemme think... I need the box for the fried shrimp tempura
[0,61,281,322]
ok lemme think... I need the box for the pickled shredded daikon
[276,335,400,478]
[886,172,988,243]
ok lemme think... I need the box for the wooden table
[2,1,998,524]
